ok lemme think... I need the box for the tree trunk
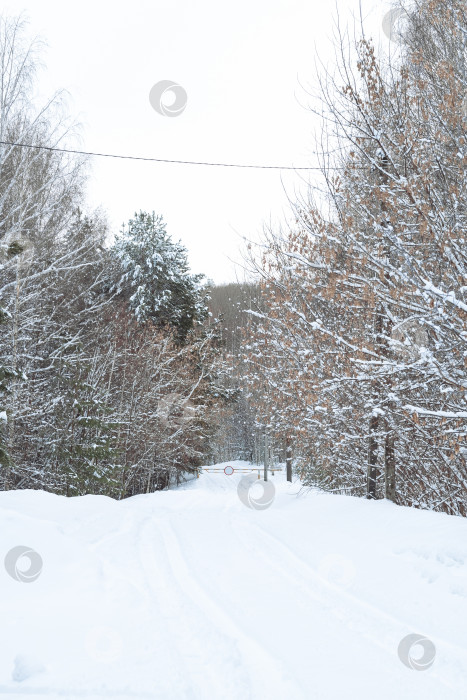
[367,306,383,499]
[285,435,292,482]
[367,410,379,499]
[385,419,396,502]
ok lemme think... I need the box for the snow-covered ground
[1,461,467,699]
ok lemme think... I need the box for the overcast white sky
[4,0,394,283]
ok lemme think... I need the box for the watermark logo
[398,633,436,671]
[237,473,275,510]
[4,546,43,583]
[158,392,196,427]
[382,7,409,45]
[149,80,187,117]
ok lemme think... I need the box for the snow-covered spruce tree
[111,211,207,344]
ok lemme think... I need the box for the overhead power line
[0,140,367,171]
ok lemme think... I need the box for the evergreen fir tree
[111,211,207,343]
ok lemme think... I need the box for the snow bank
[0,461,466,699]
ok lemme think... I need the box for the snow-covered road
[1,461,467,699]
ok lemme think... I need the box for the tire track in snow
[138,517,253,700]
[231,515,467,694]
[145,517,307,700]
[136,515,213,699]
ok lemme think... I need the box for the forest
[0,0,465,516]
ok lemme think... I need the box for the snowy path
[1,462,467,699]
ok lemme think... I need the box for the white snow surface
[1,460,467,699]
